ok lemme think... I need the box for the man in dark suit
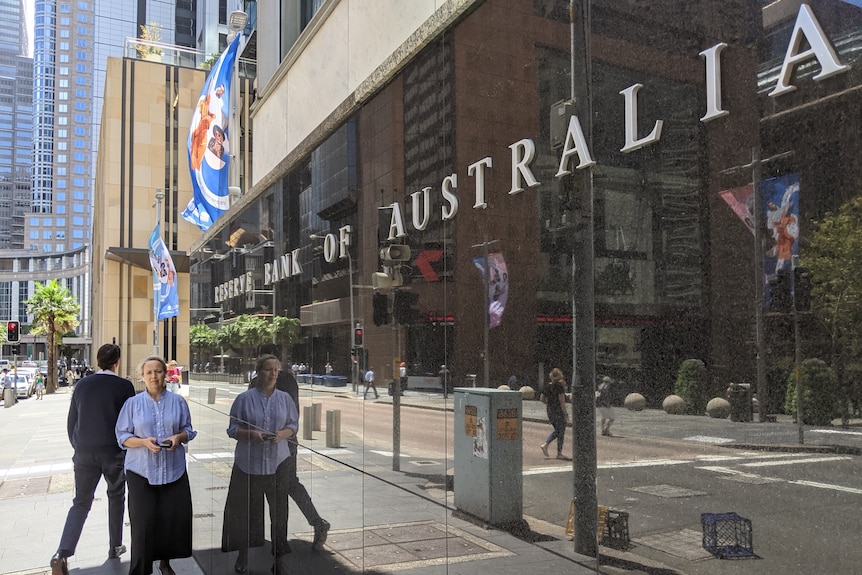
[51,344,136,575]
[250,347,330,550]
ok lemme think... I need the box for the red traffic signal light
[353,325,364,347]
[7,320,19,342]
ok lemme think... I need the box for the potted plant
[137,22,162,61]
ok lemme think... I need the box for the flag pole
[154,188,164,357]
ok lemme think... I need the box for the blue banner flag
[182,35,241,231]
[761,173,800,311]
[149,223,180,320]
[472,252,509,328]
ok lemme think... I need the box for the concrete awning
[300,298,350,327]
[105,247,190,273]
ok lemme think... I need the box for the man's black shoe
[313,519,330,550]
[108,544,127,559]
[50,553,69,575]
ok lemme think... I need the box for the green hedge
[784,359,842,425]
[674,359,708,415]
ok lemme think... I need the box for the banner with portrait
[149,223,180,320]
[472,252,509,328]
[181,35,241,231]
[761,174,800,311]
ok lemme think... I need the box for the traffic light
[767,271,792,313]
[353,324,364,347]
[794,267,812,311]
[373,293,390,326]
[7,320,19,342]
[393,290,419,324]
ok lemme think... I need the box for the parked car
[13,373,34,398]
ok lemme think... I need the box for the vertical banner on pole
[149,223,180,320]
[472,253,509,328]
[182,35,241,231]
[761,174,800,311]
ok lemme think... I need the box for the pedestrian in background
[597,375,615,436]
[51,344,135,575]
[363,367,378,399]
[35,371,46,399]
[166,360,182,393]
[222,354,298,575]
[116,356,197,575]
[1,368,12,404]
[540,368,570,460]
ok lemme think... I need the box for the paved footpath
[1,386,660,575]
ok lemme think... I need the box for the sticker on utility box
[464,405,477,436]
[496,408,518,440]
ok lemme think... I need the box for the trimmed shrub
[767,357,794,414]
[674,359,708,415]
[784,359,842,425]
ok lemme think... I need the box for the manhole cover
[304,520,513,571]
[0,476,53,500]
[629,484,707,498]
[634,528,713,561]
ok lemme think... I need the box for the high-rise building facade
[25,0,244,341]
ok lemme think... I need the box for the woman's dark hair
[96,344,121,371]
[255,354,280,373]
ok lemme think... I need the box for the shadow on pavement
[193,541,383,575]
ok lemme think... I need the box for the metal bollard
[326,409,341,448]
[302,405,313,440]
[312,402,322,431]
[207,387,217,404]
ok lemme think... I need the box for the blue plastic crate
[701,512,754,559]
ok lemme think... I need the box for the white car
[13,373,34,398]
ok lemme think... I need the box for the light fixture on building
[228,10,248,40]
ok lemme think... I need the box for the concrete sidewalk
[0,386,648,575]
[4,380,860,575]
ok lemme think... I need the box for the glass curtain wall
[186,1,862,574]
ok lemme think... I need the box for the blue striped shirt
[227,387,298,475]
[116,389,197,485]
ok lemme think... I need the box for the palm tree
[25,280,80,394]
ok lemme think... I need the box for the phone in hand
[261,432,276,441]
[158,440,172,448]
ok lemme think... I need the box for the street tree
[273,316,301,352]
[190,324,218,368]
[806,195,862,404]
[234,314,271,357]
[25,279,80,393]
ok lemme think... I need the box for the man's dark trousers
[57,450,126,555]
[286,442,321,525]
